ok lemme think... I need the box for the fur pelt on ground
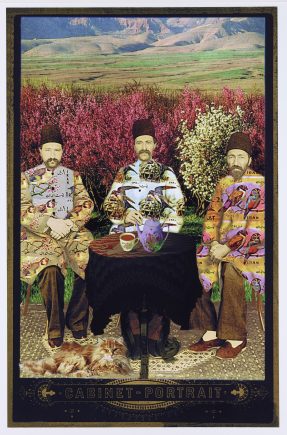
[20,337,133,377]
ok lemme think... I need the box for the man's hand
[210,243,231,263]
[47,217,73,240]
[124,210,143,225]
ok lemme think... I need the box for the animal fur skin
[21,337,133,377]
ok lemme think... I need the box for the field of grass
[22,49,264,93]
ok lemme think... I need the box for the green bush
[181,206,203,240]
[21,268,75,304]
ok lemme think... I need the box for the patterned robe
[103,159,185,233]
[21,164,94,284]
[196,168,265,295]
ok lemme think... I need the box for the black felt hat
[132,119,155,140]
[40,124,63,147]
[226,132,252,156]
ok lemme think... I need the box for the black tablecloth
[86,233,202,334]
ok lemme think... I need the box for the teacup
[119,233,139,252]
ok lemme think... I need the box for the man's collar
[134,158,156,165]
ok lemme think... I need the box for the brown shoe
[189,338,226,353]
[216,340,247,359]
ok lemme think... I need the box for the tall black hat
[226,132,252,156]
[40,124,63,147]
[132,119,155,140]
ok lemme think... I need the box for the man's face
[134,135,156,162]
[226,148,251,180]
[39,142,63,169]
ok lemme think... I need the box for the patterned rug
[20,304,265,380]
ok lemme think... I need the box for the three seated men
[21,123,264,361]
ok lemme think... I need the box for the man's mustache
[46,158,59,164]
[230,165,243,171]
[139,150,151,156]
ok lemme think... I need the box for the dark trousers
[189,263,247,341]
[38,266,89,339]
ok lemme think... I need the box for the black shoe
[148,337,180,360]
[72,330,87,339]
[148,338,164,357]
[48,337,63,348]
[161,337,181,360]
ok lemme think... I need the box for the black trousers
[38,266,89,339]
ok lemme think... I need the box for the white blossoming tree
[177,105,244,214]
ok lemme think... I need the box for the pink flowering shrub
[213,87,265,174]
[20,84,265,208]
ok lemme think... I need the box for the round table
[86,232,202,334]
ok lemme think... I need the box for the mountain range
[21,16,265,56]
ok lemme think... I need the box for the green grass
[98,50,264,69]
[22,49,264,67]
[21,279,43,304]
[21,49,264,92]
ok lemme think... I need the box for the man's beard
[45,158,60,168]
[229,165,245,180]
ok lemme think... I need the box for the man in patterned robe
[21,124,94,347]
[103,120,185,234]
[103,119,185,358]
[190,132,265,359]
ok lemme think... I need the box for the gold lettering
[176,387,185,399]
[65,388,73,399]
[197,387,206,399]
[214,387,222,399]
[145,387,153,398]
[75,388,84,399]
[166,387,176,399]
[186,387,195,399]
[104,388,113,399]
[116,388,124,399]
[155,387,164,399]
[87,388,95,399]
[126,387,133,399]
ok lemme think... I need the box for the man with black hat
[104,118,185,233]
[189,132,265,359]
[103,119,185,359]
[21,124,94,348]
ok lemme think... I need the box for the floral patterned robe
[196,168,265,295]
[21,164,94,285]
[103,159,185,233]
